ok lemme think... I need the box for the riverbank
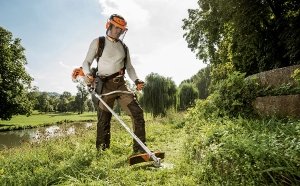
[0,112,97,131]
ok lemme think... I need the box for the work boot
[96,107,112,151]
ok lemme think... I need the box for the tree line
[26,85,94,114]
[0,26,199,120]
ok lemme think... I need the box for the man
[82,14,146,153]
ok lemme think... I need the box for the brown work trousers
[95,77,146,153]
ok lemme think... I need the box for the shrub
[191,71,260,118]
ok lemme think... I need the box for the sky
[0,0,206,95]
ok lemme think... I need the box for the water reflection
[0,123,93,150]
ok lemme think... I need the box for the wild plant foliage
[183,0,300,75]
[193,71,260,118]
[184,113,300,185]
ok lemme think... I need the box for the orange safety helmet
[106,14,128,31]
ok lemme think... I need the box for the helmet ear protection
[106,14,128,31]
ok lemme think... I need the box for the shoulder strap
[119,40,128,73]
[96,36,105,62]
[96,36,128,75]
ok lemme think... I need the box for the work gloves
[135,79,145,91]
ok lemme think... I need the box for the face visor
[106,15,128,41]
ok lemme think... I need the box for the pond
[0,123,93,150]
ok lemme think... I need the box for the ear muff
[106,22,111,29]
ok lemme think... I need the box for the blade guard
[128,152,165,166]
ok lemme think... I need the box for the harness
[96,36,128,82]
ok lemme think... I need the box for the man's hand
[86,85,94,93]
[135,79,145,91]
[85,74,94,86]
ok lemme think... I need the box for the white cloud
[59,61,70,68]
[130,53,143,65]
[98,0,150,29]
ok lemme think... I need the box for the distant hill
[39,92,60,97]
[47,92,60,97]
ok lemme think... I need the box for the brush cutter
[94,91,165,167]
[72,67,168,167]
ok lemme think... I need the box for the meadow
[0,111,98,131]
[0,111,299,185]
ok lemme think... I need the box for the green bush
[191,71,260,118]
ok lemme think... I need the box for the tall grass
[1,111,299,185]
[184,111,300,185]
[0,113,197,185]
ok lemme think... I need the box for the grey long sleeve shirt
[82,37,138,82]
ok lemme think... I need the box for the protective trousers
[95,77,146,153]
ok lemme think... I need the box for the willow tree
[178,83,199,110]
[182,0,300,75]
[0,27,34,120]
[140,73,178,117]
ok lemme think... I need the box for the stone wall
[250,65,300,88]
[252,65,300,117]
[253,95,300,117]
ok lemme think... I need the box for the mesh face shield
[106,14,128,41]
